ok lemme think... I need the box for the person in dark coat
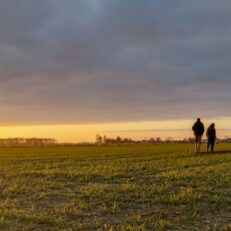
[192,118,205,153]
[206,123,216,152]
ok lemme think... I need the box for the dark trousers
[207,138,215,152]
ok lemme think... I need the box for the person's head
[197,118,201,122]
[210,123,215,128]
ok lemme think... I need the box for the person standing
[192,118,205,153]
[206,123,216,153]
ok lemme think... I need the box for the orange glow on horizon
[0,118,231,142]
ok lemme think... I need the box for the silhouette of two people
[192,118,216,153]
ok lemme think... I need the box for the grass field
[0,144,230,230]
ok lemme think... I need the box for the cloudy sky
[0,0,231,140]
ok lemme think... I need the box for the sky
[0,1,231,142]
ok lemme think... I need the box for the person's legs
[207,139,211,152]
[211,139,215,152]
[195,135,199,153]
[194,136,197,152]
[196,135,202,153]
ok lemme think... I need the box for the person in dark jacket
[206,123,216,152]
[192,118,205,153]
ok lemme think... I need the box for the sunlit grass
[0,144,230,230]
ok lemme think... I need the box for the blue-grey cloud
[0,0,231,125]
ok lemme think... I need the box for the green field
[0,144,230,231]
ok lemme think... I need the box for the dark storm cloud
[0,0,231,125]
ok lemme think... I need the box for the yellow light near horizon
[0,117,231,142]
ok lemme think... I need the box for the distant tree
[116,136,122,143]
[123,138,133,143]
[156,137,162,142]
[149,138,155,143]
[103,135,107,144]
[96,134,103,144]
[165,137,173,142]
[187,137,194,143]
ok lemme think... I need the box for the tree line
[95,134,231,145]
[95,134,192,144]
[0,138,56,147]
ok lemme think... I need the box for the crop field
[0,144,230,230]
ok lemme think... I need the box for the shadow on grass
[195,150,231,156]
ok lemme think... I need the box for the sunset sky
[1,1,231,142]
